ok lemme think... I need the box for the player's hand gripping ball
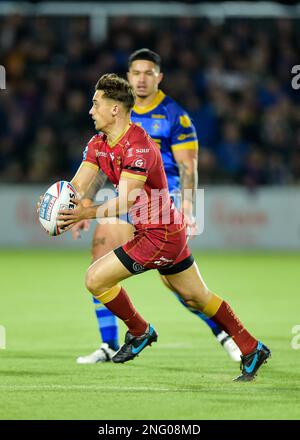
[39,181,77,236]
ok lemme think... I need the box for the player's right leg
[163,263,271,381]
[77,219,135,364]
[84,250,158,363]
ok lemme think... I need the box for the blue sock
[93,297,119,351]
[174,293,222,337]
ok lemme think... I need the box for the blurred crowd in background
[1,14,300,187]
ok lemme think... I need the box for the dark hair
[95,73,135,112]
[128,48,161,69]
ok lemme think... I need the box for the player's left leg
[168,193,240,361]
[163,263,271,381]
[159,274,241,362]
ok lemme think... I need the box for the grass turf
[0,250,299,420]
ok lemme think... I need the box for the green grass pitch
[0,249,299,420]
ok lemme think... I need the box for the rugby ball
[39,181,77,236]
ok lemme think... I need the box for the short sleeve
[81,136,99,170]
[121,144,155,183]
[169,104,198,152]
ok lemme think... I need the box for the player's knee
[184,298,198,309]
[85,268,104,296]
[183,285,210,309]
[85,270,96,295]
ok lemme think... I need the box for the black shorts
[114,246,194,275]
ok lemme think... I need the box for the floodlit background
[1,1,300,248]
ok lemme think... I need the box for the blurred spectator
[184,94,220,149]
[243,147,267,188]
[217,122,250,180]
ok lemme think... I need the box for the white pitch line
[0,385,194,392]
[155,343,195,349]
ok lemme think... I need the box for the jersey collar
[107,123,132,148]
[133,90,165,114]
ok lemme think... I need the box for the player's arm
[91,174,145,219]
[172,148,198,218]
[71,137,107,203]
[77,169,108,206]
[58,174,145,229]
[71,168,107,213]
[56,162,98,234]
[170,108,199,232]
[58,140,149,229]
[69,167,107,238]
[70,163,100,200]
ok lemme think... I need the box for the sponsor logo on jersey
[179,115,192,128]
[95,149,107,157]
[116,155,122,167]
[152,122,161,132]
[136,148,150,153]
[151,114,166,119]
[177,132,197,141]
[109,152,115,161]
[134,158,146,168]
[127,148,134,157]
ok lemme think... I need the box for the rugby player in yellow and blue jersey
[74,49,241,364]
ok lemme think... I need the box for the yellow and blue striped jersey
[131,90,198,193]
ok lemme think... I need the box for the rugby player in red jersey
[57,74,271,381]
[75,49,240,365]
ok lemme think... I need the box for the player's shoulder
[128,123,150,144]
[162,92,193,125]
[161,92,186,115]
[87,133,105,147]
[83,133,106,160]
[126,123,158,151]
